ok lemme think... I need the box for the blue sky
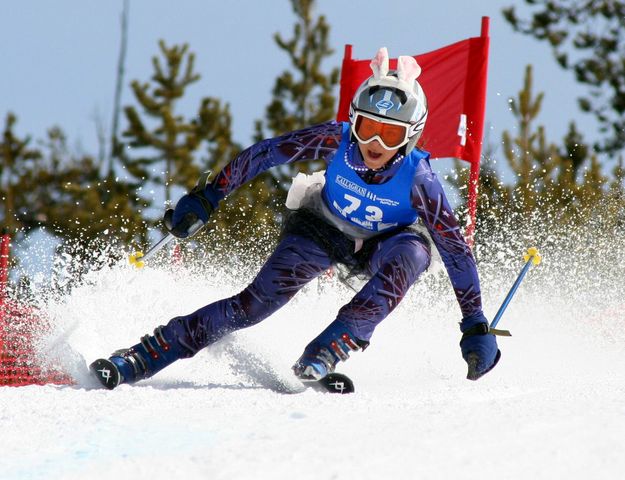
[1,0,594,174]
[1,0,599,279]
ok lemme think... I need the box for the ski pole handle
[163,209,205,239]
[490,247,542,330]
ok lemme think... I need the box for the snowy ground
[1,236,625,480]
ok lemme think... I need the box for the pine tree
[503,1,625,155]
[550,122,606,223]
[450,65,614,237]
[256,0,338,137]
[15,126,148,251]
[0,113,42,238]
[255,0,339,181]
[122,40,238,208]
[500,65,613,225]
[1,112,148,267]
[605,155,625,226]
[501,66,560,217]
[206,0,340,251]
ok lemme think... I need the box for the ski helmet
[349,47,428,154]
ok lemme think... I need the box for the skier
[90,47,500,391]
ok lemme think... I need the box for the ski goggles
[351,110,413,150]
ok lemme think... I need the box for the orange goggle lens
[354,115,408,148]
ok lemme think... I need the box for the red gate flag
[336,17,490,241]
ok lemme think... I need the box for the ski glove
[459,312,501,381]
[165,175,218,238]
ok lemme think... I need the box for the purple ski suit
[161,121,485,357]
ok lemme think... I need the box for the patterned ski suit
[161,121,484,357]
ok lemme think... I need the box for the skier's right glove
[459,312,501,381]
[164,175,218,238]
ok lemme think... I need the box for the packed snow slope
[1,227,624,480]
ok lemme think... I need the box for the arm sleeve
[204,121,344,206]
[411,162,484,319]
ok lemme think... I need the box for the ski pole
[128,231,175,268]
[489,247,542,333]
[128,210,204,268]
[128,170,213,268]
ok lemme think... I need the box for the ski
[302,372,355,394]
[89,352,355,394]
[90,358,122,390]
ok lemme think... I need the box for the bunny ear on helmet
[367,48,422,95]
[369,47,389,80]
[397,55,421,84]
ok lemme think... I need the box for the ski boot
[292,321,369,381]
[90,326,183,390]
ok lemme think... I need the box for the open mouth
[367,150,383,160]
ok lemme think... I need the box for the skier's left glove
[164,174,218,239]
[459,312,501,381]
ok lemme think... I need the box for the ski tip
[316,373,355,394]
[89,358,122,390]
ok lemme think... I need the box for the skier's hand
[459,312,500,381]
[165,187,215,239]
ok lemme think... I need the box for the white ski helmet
[349,47,428,154]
